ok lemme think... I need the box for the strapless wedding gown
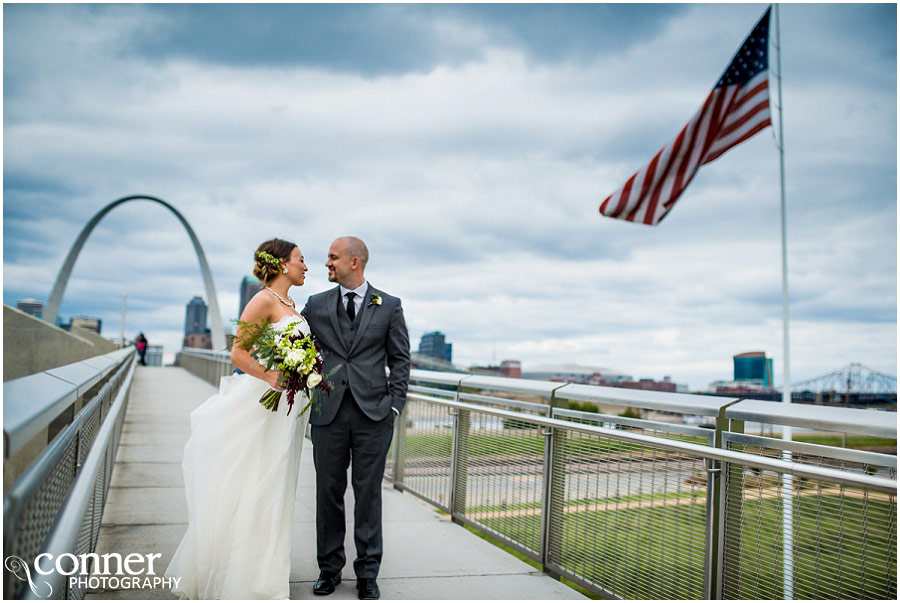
[165,315,310,599]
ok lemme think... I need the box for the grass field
[404,429,711,459]
[404,431,896,460]
[402,427,896,599]
[793,434,896,451]
[473,493,895,600]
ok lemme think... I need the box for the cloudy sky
[4,3,896,390]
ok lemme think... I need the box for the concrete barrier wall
[176,351,234,387]
[3,305,121,381]
[70,324,120,354]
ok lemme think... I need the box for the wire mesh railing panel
[5,432,80,598]
[91,451,107,551]
[4,354,135,600]
[393,379,896,600]
[553,407,714,447]
[722,441,897,600]
[546,429,710,599]
[78,401,104,465]
[457,409,546,556]
[722,432,896,473]
[459,390,550,417]
[399,398,453,510]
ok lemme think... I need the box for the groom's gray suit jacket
[301,285,410,425]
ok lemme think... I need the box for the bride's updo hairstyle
[253,238,297,284]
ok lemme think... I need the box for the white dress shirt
[339,281,369,315]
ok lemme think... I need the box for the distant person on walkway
[135,333,148,366]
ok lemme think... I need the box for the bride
[165,238,310,599]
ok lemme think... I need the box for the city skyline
[3,4,896,390]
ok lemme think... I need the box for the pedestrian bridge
[4,348,897,600]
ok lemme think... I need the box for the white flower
[307,372,322,388]
[292,323,305,337]
[284,349,304,368]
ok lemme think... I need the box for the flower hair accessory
[368,294,382,307]
[255,250,283,269]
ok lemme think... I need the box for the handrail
[724,431,897,468]
[408,392,898,494]
[552,406,714,439]
[24,359,137,599]
[409,368,897,436]
[4,351,136,599]
[4,347,134,458]
[179,347,231,360]
[553,381,741,417]
[725,398,896,438]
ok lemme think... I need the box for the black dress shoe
[356,578,380,600]
[313,571,341,595]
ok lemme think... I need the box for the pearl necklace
[265,287,295,309]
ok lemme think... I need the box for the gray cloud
[3,3,895,388]
[127,4,685,74]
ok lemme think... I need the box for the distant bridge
[793,362,897,394]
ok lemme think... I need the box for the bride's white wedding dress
[165,314,310,599]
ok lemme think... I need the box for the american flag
[599,8,772,226]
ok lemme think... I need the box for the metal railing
[3,348,136,600]
[159,357,898,599]
[175,348,234,387]
[387,370,897,600]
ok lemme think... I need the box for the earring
[282,267,288,274]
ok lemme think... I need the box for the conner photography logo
[4,552,180,597]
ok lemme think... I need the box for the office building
[185,296,209,336]
[16,298,43,318]
[183,332,213,350]
[734,351,774,387]
[499,360,522,378]
[239,276,261,318]
[418,331,452,363]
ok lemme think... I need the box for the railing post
[540,425,565,578]
[392,409,407,490]
[540,386,567,577]
[717,417,745,599]
[449,407,469,523]
[703,406,727,598]
[703,398,745,599]
[703,456,722,599]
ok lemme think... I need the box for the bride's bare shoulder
[239,290,278,324]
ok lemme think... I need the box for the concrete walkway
[88,366,584,600]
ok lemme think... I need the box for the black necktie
[345,292,356,321]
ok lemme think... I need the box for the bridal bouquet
[235,319,335,416]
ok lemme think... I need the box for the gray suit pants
[311,391,394,578]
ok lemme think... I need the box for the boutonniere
[369,294,383,307]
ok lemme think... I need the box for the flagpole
[774,4,794,599]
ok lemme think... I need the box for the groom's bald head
[337,236,369,269]
[326,236,369,289]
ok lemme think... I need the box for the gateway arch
[44,195,226,351]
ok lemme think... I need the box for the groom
[302,236,410,600]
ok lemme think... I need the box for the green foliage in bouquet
[231,318,336,417]
[233,318,275,358]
